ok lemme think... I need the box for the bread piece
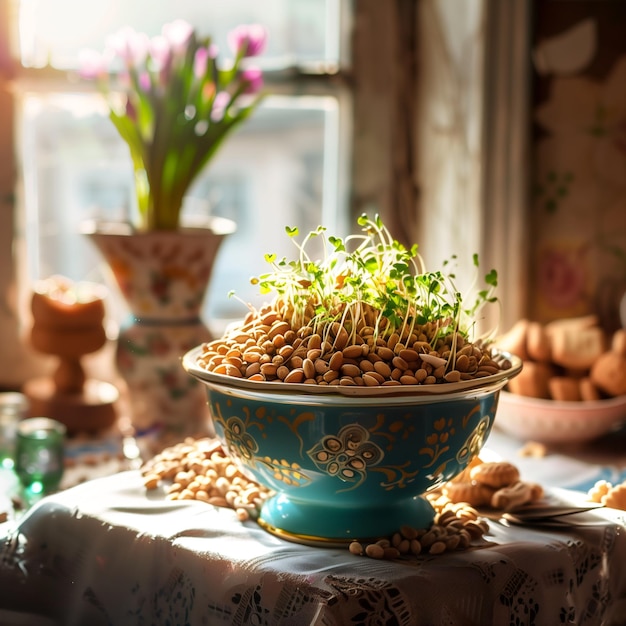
[527,482,544,501]
[590,352,626,397]
[548,323,606,370]
[495,319,530,361]
[548,376,581,401]
[526,322,551,362]
[491,481,533,511]
[588,480,612,503]
[611,329,626,357]
[579,377,601,401]
[602,483,626,511]
[507,361,554,399]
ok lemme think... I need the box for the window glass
[19,92,340,328]
[18,0,336,69]
[15,0,345,334]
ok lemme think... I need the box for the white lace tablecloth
[1,467,626,626]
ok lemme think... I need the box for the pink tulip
[79,18,267,232]
[162,19,194,55]
[211,91,231,121]
[138,71,151,93]
[150,35,172,70]
[107,26,150,67]
[241,66,263,94]
[228,24,267,58]
[125,96,137,122]
[149,35,173,87]
[194,47,210,79]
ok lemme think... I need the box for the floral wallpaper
[530,2,626,332]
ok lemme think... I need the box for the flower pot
[83,218,236,444]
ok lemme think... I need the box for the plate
[495,391,626,444]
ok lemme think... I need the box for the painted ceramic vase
[84,218,236,443]
[183,347,522,544]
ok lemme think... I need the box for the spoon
[501,500,605,526]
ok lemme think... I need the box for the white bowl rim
[499,389,626,415]
[496,390,626,443]
[182,345,522,401]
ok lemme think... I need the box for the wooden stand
[23,278,119,436]
[23,377,118,436]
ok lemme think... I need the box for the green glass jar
[14,417,66,497]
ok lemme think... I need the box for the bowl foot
[257,493,436,546]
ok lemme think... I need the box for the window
[13,0,350,326]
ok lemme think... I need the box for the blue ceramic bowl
[183,347,522,544]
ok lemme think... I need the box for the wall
[529,0,626,332]
[0,3,48,389]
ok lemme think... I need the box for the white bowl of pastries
[493,316,626,444]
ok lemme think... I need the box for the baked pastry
[507,361,554,399]
[499,317,624,401]
[548,376,581,402]
[470,461,520,488]
[442,481,494,507]
[491,481,533,511]
[602,483,626,510]
[526,322,551,363]
[548,322,605,371]
[590,351,626,397]
[579,377,601,401]
[495,319,530,361]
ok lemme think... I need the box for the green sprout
[248,214,499,355]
